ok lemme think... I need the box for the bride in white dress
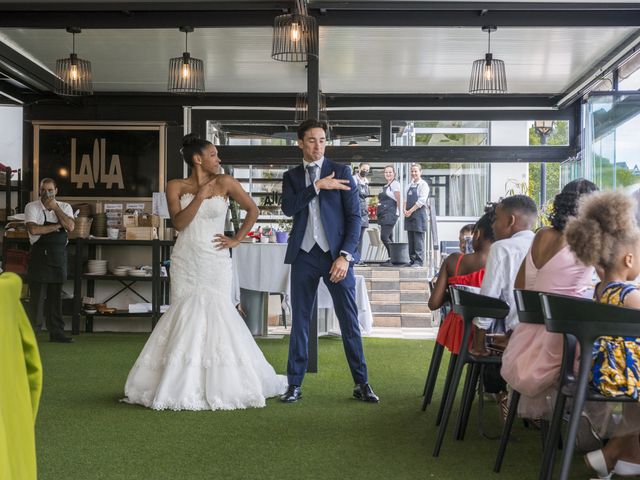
[123,134,287,411]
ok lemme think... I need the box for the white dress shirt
[301,157,330,253]
[474,229,535,332]
[408,179,430,208]
[24,199,74,245]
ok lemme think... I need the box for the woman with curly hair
[501,179,598,420]
[565,190,640,479]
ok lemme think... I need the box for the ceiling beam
[0,42,57,92]
[1,2,640,28]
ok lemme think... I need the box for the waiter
[24,178,75,343]
[376,165,401,265]
[403,163,430,268]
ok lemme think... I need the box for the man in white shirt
[24,178,75,342]
[473,195,537,352]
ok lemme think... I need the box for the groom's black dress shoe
[353,383,379,403]
[280,385,302,403]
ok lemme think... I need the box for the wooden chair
[432,286,510,457]
[538,293,639,480]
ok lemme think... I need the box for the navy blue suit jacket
[281,158,362,265]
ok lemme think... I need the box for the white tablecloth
[231,242,372,334]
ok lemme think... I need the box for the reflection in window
[423,163,489,217]
[584,93,640,191]
[392,121,489,146]
[206,120,381,146]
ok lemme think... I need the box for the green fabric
[0,272,43,480]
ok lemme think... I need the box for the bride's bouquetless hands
[213,234,239,250]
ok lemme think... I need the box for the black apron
[358,181,370,228]
[404,183,427,232]
[376,184,399,226]
[27,222,68,283]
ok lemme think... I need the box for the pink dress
[501,244,593,419]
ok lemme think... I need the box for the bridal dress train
[123,193,287,411]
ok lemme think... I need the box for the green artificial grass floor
[35,334,590,480]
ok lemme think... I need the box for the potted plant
[276,220,291,243]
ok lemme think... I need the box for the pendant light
[55,27,93,96]
[168,26,205,94]
[469,26,507,94]
[272,0,318,62]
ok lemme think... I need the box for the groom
[280,119,378,403]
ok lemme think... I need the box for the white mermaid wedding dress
[123,193,287,411]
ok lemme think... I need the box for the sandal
[585,449,613,480]
[614,460,640,477]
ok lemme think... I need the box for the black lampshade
[168,27,205,94]
[54,27,93,96]
[469,26,507,94]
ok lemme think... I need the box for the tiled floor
[269,325,437,340]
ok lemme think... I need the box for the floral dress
[592,282,640,401]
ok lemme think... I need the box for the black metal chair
[422,279,447,413]
[538,293,639,480]
[433,286,510,457]
[494,289,548,472]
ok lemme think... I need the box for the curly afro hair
[549,179,598,232]
[565,190,640,269]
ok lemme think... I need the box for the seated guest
[565,191,640,478]
[459,223,476,254]
[0,272,43,480]
[501,179,597,420]
[472,195,537,352]
[429,205,496,354]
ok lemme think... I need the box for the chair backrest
[450,286,510,325]
[514,289,545,325]
[367,228,383,247]
[540,293,640,342]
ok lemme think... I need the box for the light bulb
[181,62,190,79]
[70,64,79,81]
[291,22,301,42]
[483,64,493,81]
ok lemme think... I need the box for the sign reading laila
[36,126,163,198]
[71,138,124,189]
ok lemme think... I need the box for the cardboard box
[123,214,137,228]
[138,213,160,228]
[125,226,157,240]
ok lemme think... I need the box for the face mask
[360,170,369,177]
[42,191,55,200]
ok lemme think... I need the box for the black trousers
[380,224,395,256]
[407,230,425,266]
[28,281,66,337]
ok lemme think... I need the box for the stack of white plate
[87,259,108,275]
[112,266,131,276]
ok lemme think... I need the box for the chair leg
[539,392,567,480]
[494,389,521,472]
[433,352,467,457]
[436,353,458,426]
[455,362,480,441]
[558,362,591,480]
[422,342,444,410]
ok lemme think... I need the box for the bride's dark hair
[180,133,212,167]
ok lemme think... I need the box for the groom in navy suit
[280,119,378,403]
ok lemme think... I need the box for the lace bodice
[170,194,232,300]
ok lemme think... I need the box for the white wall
[0,106,22,169]
[489,121,529,203]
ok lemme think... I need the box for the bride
[123,134,287,411]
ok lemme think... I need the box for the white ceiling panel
[0,25,637,95]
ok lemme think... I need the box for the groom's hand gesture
[315,172,351,191]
